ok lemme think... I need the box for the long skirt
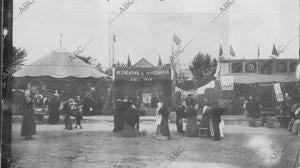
[156,125,161,136]
[213,120,221,140]
[64,115,73,130]
[160,118,170,139]
[21,115,36,136]
[185,116,198,137]
[199,115,210,135]
[288,119,294,132]
[292,119,300,135]
[48,109,59,124]
[209,119,214,137]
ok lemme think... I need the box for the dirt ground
[11,116,300,168]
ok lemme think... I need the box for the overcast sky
[13,0,299,68]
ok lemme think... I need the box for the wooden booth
[113,58,172,115]
[218,58,300,114]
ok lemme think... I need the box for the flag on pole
[229,45,235,57]
[257,44,260,59]
[219,45,223,57]
[271,44,279,57]
[158,55,162,66]
[127,54,131,67]
[173,34,181,45]
[113,33,116,43]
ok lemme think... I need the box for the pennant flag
[127,54,131,66]
[271,44,279,57]
[219,45,223,57]
[257,44,260,59]
[173,34,181,45]
[158,55,162,66]
[229,45,235,57]
[113,33,116,43]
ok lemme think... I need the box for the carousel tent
[13,49,107,78]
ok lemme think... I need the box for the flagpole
[112,34,115,66]
[108,14,111,67]
[171,44,175,107]
[257,44,260,73]
[60,33,63,49]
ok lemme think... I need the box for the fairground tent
[13,49,107,78]
[182,80,215,96]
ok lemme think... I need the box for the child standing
[74,105,83,129]
[63,99,73,130]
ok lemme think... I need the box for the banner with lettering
[273,83,284,102]
[114,66,171,81]
[220,76,234,90]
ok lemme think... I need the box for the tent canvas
[13,49,107,78]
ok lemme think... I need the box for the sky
[13,0,299,69]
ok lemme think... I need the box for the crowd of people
[112,94,227,141]
[284,93,300,137]
[19,88,102,140]
[21,89,227,141]
[113,97,140,133]
[242,92,300,137]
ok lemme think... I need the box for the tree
[2,46,27,92]
[189,52,218,88]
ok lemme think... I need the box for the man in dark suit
[175,105,185,133]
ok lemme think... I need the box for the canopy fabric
[221,73,298,84]
[182,80,215,96]
[13,49,107,78]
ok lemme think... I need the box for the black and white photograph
[2,0,300,167]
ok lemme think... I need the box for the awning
[221,73,298,84]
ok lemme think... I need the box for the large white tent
[13,49,107,78]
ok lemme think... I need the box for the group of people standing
[155,94,226,141]
[285,94,300,136]
[20,89,88,140]
[113,97,140,132]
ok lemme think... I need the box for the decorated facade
[219,58,299,113]
[113,58,172,109]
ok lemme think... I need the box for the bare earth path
[11,116,300,168]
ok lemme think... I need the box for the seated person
[288,102,300,132]
[291,106,300,135]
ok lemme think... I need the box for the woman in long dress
[48,94,60,124]
[63,99,73,130]
[155,102,163,136]
[21,95,36,140]
[185,105,198,137]
[292,106,300,135]
[157,102,171,140]
[199,102,211,137]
